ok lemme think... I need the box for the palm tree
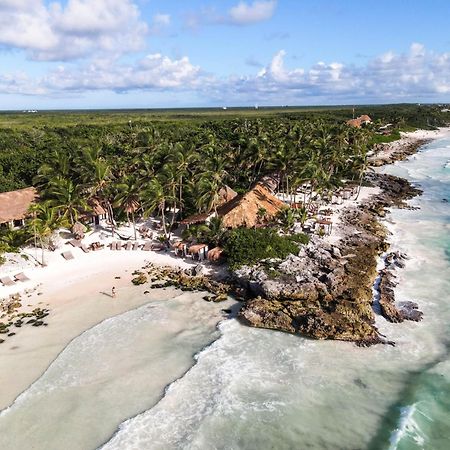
[114,174,141,239]
[141,176,175,238]
[28,202,69,266]
[76,148,116,235]
[46,177,88,225]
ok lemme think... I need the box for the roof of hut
[207,246,223,262]
[0,187,38,224]
[181,183,284,229]
[217,182,284,229]
[88,198,106,215]
[181,212,210,225]
[218,185,238,205]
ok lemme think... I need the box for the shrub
[223,227,308,270]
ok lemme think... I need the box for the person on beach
[112,287,116,298]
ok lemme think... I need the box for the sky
[1,0,450,110]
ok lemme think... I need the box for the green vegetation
[0,104,448,265]
[223,228,308,269]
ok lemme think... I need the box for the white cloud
[2,44,450,106]
[185,0,277,29]
[228,1,277,25]
[219,44,450,103]
[14,54,204,95]
[0,0,148,61]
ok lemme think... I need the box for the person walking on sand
[112,286,116,298]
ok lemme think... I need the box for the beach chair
[116,241,122,251]
[0,276,15,286]
[132,241,140,251]
[125,241,133,251]
[80,244,90,253]
[61,251,75,260]
[142,241,152,251]
[109,242,117,251]
[68,239,82,247]
[14,272,30,282]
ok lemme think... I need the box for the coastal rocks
[369,138,431,167]
[131,272,148,285]
[0,303,50,344]
[237,171,425,345]
[376,252,423,323]
[135,263,234,299]
[236,226,384,344]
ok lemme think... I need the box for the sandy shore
[0,237,200,410]
[369,127,450,165]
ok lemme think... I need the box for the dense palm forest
[0,104,449,261]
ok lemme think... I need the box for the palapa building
[346,114,372,128]
[0,187,38,228]
[182,183,284,229]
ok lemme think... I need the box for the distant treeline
[0,103,448,194]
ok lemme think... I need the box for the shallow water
[103,135,450,450]
[0,291,232,450]
[1,134,450,450]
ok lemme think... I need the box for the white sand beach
[0,228,202,410]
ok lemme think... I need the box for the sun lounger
[80,244,90,253]
[61,251,74,260]
[142,241,152,251]
[132,241,140,250]
[124,241,133,250]
[14,272,30,282]
[0,276,15,286]
[109,241,117,251]
[116,241,122,251]
[68,239,82,247]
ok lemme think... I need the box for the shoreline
[0,126,449,410]
[0,247,200,410]
[237,127,450,344]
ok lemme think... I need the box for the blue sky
[1,0,450,110]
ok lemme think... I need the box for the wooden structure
[182,183,284,229]
[0,187,38,228]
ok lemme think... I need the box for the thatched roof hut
[72,222,87,239]
[217,183,284,229]
[88,198,106,216]
[207,246,223,262]
[181,183,284,229]
[0,187,38,225]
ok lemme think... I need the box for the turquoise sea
[1,133,449,450]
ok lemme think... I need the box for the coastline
[0,247,200,409]
[0,126,448,412]
[237,127,450,343]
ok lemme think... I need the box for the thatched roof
[181,212,210,225]
[188,244,208,254]
[181,183,284,229]
[88,198,106,216]
[207,247,223,262]
[218,185,238,205]
[0,187,38,224]
[72,222,86,239]
[218,183,284,229]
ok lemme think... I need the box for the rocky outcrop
[237,172,424,345]
[376,252,423,323]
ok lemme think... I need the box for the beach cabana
[188,244,208,261]
[0,187,38,228]
[87,198,107,226]
[207,246,223,262]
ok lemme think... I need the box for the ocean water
[1,134,450,450]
